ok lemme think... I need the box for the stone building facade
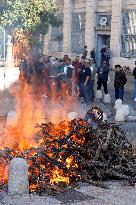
[44,0,136,68]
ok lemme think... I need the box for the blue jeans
[89,80,95,101]
[134,79,136,99]
[78,82,91,104]
[78,82,84,98]
[83,83,91,105]
[115,87,124,101]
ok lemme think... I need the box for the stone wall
[44,0,136,68]
[74,0,86,12]
[125,0,136,9]
[56,0,64,12]
[97,0,112,12]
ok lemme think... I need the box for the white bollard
[8,158,29,195]
[103,113,107,122]
[108,75,111,83]
[68,112,78,121]
[114,99,123,110]
[115,108,125,122]
[7,111,17,127]
[122,105,130,116]
[103,94,111,104]
[95,90,103,100]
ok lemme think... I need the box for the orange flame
[50,167,70,185]
[0,78,86,189]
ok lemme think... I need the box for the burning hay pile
[0,107,136,193]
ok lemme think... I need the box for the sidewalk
[0,182,135,205]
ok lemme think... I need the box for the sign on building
[95,14,111,31]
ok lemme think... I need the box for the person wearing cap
[89,59,97,102]
[72,56,82,96]
[114,64,127,101]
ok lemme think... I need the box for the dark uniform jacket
[114,70,127,88]
[133,67,136,79]
[97,64,109,82]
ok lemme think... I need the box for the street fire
[0,82,136,193]
[0,107,136,193]
[0,118,88,192]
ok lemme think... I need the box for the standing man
[19,55,33,85]
[57,58,74,97]
[97,61,109,94]
[133,61,136,101]
[72,56,81,96]
[78,57,86,99]
[89,59,97,102]
[105,47,111,67]
[114,65,127,101]
[78,60,91,105]
[66,58,74,96]
[100,45,107,66]
[90,48,96,64]
[56,59,67,97]
[34,56,45,83]
[82,45,88,59]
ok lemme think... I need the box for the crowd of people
[19,45,136,105]
[19,54,96,105]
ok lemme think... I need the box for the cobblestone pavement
[107,71,136,145]
[0,182,136,205]
[0,68,136,205]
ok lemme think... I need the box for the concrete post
[110,0,123,57]
[8,158,29,195]
[5,35,14,67]
[63,0,72,55]
[85,0,97,53]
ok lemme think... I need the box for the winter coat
[97,65,109,82]
[114,70,127,88]
[133,67,136,79]
[82,48,88,59]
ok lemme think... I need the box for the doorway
[96,34,110,67]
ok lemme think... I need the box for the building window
[49,14,63,52]
[121,10,136,58]
[0,28,6,62]
[71,13,85,54]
